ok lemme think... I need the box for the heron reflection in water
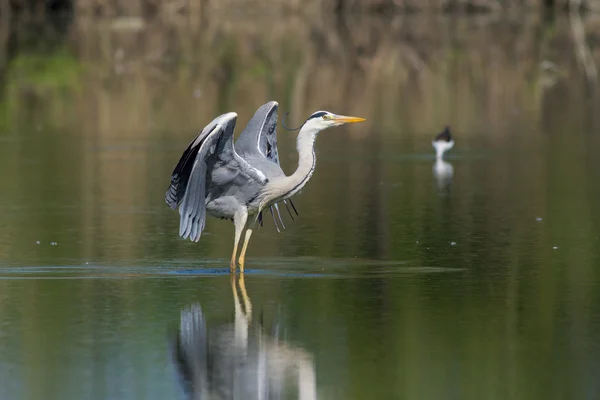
[170,275,317,400]
[432,126,454,192]
[165,101,365,272]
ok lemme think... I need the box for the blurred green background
[0,3,600,399]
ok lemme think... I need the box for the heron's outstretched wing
[235,101,299,228]
[235,101,280,163]
[166,112,267,242]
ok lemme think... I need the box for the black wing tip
[434,126,452,142]
[165,192,178,209]
[165,178,182,209]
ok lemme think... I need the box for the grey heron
[432,126,454,160]
[165,101,365,272]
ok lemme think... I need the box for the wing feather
[235,101,279,162]
[165,127,212,210]
[235,101,300,228]
[166,113,267,242]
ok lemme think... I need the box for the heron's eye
[322,115,332,120]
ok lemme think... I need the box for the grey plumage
[165,112,267,242]
[165,101,365,271]
[235,101,299,227]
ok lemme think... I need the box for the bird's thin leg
[231,208,248,272]
[231,272,240,306]
[238,273,252,322]
[238,229,253,273]
[231,273,249,349]
[274,203,286,230]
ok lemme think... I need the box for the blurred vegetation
[0,48,81,130]
[3,0,600,18]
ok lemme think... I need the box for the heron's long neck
[259,125,320,208]
[282,129,318,199]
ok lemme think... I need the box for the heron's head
[302,111,366,131]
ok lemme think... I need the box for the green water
[1,11,600,400]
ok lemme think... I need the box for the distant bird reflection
[432,126,454,193]
[433,158,454,193]
[170,275,317,400]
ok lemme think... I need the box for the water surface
[1,11,600,400]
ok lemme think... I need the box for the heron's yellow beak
[333,115,366,124]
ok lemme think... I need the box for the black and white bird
[432,126,454,160]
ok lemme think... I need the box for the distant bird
[165,101,365,272]
[432,126,454,160]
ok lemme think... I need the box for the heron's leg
[231,273,249,348]
[238,229,253,273]
[231,272,252,321]
[238,273,252,322]
[230,208,248,271]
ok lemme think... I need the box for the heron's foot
[229,259,237,273]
